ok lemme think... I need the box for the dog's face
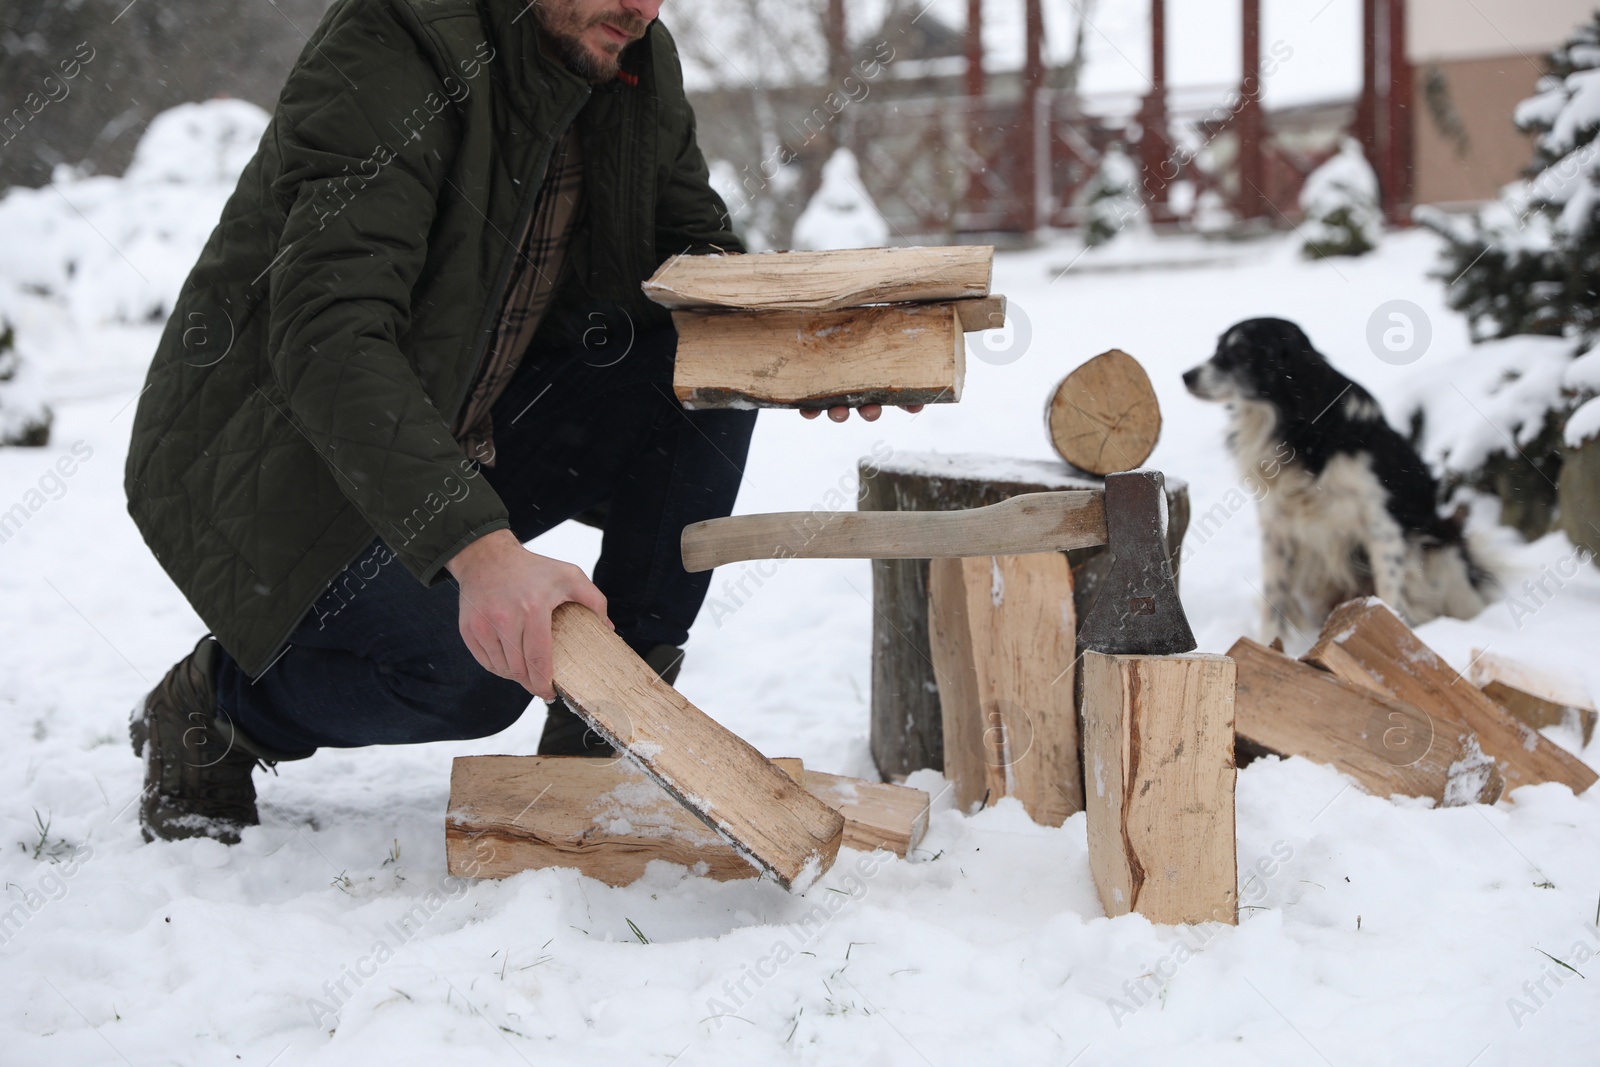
[1183,318,1320,404]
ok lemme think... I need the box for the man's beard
[530,3,649,83]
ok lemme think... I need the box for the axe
[681,468,1196,656]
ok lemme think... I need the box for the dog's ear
[1281,320,1315,351]
[1214,319,1272,376]
[1212,325,1242,365]
[1270,321,1347,423]
[1265,320,1317,365]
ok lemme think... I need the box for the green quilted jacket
[125,0,741,675]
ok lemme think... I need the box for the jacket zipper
[451,87,592,427]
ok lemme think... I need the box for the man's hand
[798,403,926,423]
[445,529,611,700]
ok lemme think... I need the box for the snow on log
[1469,648,1598,749]
[447,757,929,885]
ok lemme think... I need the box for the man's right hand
[445,529,612,700]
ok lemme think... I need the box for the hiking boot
[536,643,684,757]
[131,637,312,844]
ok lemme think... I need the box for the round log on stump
[1045,349,1162,476]
[858,451,1190,782]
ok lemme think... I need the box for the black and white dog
[1183,317,1497,645]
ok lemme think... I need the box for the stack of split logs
[644,246,1004,410]
[445,246,1015,892]
[1232,600,1597,806]
[446,602,929,891]
[440,246,1597,932]
[449,754,930,887]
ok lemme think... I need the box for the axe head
[1077,469,1196,656]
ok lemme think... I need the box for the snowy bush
[1299,137,1383,259]
[1401,333,1600,545]
[1079,144,1146,248]
[1399,336,1576,539]
[1191,188,1236,234]
[0,318,51,447]
[0,98,268,430]
[791,149,889,251]
[123,99,270,187]
[0,98,270,330]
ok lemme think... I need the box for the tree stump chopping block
[858,451,1190,781]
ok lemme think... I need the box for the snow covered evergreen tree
[1412,15,1600,547]
[1419,15,1600,341]
[1080,144,1146,248]
[1299,137,1383,259]
[791,149,890,251]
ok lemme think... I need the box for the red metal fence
[832,0,1397,241]
[848,87,1349,241]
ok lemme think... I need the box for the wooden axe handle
[681,491,1108,573]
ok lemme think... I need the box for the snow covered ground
[6,116,1600,1066]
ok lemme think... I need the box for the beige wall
[1409,0,1593,63]
[1412,53,1542,205]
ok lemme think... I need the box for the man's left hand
[798,404,925,423]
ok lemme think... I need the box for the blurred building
[688,0,1599,244]
[7,0,1584,233]
[1407,0,1593,208]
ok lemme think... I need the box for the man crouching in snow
[124,0,905,844]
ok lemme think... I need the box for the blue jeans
[212,325,756,751]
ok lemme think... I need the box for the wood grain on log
[447,757,930,885]
[644,246,993,311]
[550,604,844,890]
[672,303,965,411]
[1303,599,1596,795]
[743,759,930,857]
[1081,651,1238,925]
[955,295,1007,332]
[447,756,754,885]
[800,769,931,856]
[928,553,1083,825]
[858,453,1190,780]
[1046,350,1162,476]
[1231,638,1503,805]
